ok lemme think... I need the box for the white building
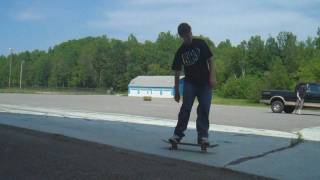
[128,76,184,98]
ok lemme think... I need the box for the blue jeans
[174,81,213,139]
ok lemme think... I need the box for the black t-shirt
[171,38,213,85]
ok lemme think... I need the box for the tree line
[0,29,319,101]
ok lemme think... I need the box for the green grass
[212,96,264,107]
[0,88,115,95]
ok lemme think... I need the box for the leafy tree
[265,57,293,90]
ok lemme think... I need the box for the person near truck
[294,84,307,115]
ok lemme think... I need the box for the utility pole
[20,60,24,89]
[8,48,14,88]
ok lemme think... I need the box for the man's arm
[297,92,301,101]
[207,57,217,88]
[174,71,180,102]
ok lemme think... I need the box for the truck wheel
[271,100,284,113]
[284,106,295,113]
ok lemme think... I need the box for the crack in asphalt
[224,133,304,167]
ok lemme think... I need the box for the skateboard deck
[162,139,218,152]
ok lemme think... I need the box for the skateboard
[162,139,218,152]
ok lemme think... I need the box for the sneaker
[198,137,209,145]
[168,134,181,144]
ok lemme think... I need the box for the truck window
[308,84,320,94]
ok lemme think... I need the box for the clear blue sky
[1,0,319,56]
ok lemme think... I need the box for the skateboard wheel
[170,144,178,150]
[201,145,207,152]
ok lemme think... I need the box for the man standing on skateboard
[169,23,217,146]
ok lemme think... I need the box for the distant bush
[219,75,265,102]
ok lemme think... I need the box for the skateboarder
[169,23,217,146]
[294,84,307,115]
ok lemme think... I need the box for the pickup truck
[260,83,320,113]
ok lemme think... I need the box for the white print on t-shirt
[181,48,201,66]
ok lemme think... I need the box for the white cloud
[16,8,46,21]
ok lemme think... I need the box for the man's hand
[173,71,181,103]
[209,76,217,89]
[174,90,180,103]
